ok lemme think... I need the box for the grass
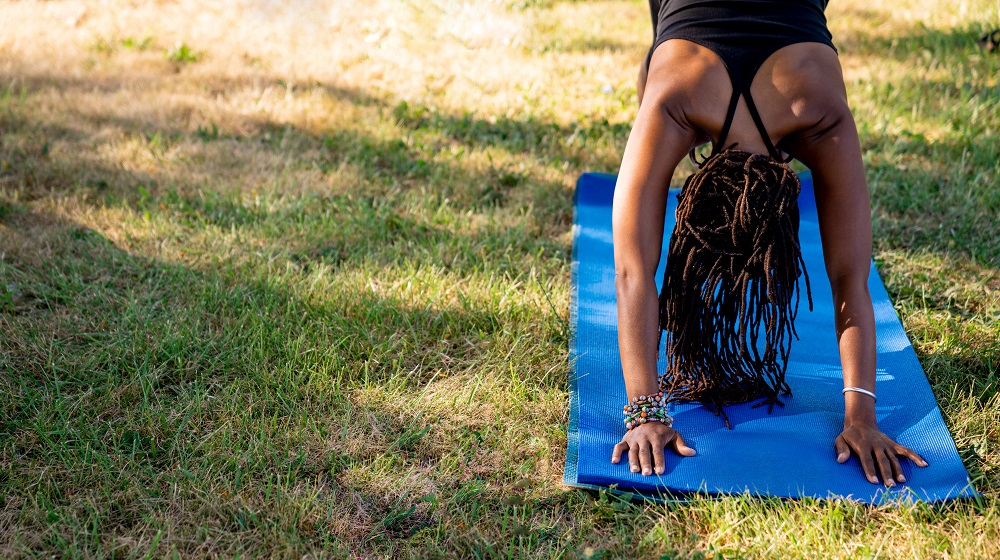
[0,0,998,557]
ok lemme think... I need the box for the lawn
[0,0,998,558]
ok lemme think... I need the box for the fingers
[885,449,905,484]
[839,428,930,486]
[628,441,641,473]
[673,432,697,457]
[611,441,627,464]
[652,440,666,475]
[834,435,850,464]
[860,453,879,485]
[893,444,929,468]
[611,426,695,476]
[844,439,879,484]
[638,443,653,475]
[875,448,896,487]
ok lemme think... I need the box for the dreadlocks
[657,149,813,428]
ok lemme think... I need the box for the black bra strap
[699,69,792,165]
[741,85,784,161]
[711,86,742,157]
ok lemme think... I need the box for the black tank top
[646,0,837,161]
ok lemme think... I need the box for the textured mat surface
[564,172,978,504]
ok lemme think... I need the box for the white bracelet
[842,387,877,402]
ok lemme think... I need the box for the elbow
[827,271,870,303]
[614,264,653,296]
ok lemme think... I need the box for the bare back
[642,39,851,159]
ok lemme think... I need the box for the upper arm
[612,97,698,278]
[785,103,873,282]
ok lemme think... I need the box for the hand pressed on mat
[610,422,695,476]
[836,420,928,487]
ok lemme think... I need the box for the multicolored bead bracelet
[623,391,673,431]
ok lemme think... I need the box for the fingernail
[655,468,664,474]
[897,475,906,483]
[886,482,895,488]
[631,467,639,473]
[869,476,878,484]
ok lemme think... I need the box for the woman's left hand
[835,422,928,486]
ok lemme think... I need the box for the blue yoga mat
[564,172,978,504]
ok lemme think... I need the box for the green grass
[1,0,999,557]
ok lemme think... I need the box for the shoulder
[643,39,731,121]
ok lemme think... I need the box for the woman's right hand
[611,422,696,476]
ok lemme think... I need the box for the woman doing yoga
[609,0,928,486]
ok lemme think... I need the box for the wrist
[623,391,672,431]
[842,384,876,421]
[844,413,877,429]
[622,366,662,401]
[843,398,877,428]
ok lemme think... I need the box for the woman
[608,0,928,486]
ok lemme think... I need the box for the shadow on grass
[0,58,581,555]
[836,20,996,60]
[864,143,1000,267]
[0,63,634,256]
[0,203,538,553]
[0,61,627,183]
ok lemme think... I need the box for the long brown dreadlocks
[657,149,813,428]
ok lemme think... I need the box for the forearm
[615,271,662,398]
[832,278,878,426]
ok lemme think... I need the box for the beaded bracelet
[623,391,673,431]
